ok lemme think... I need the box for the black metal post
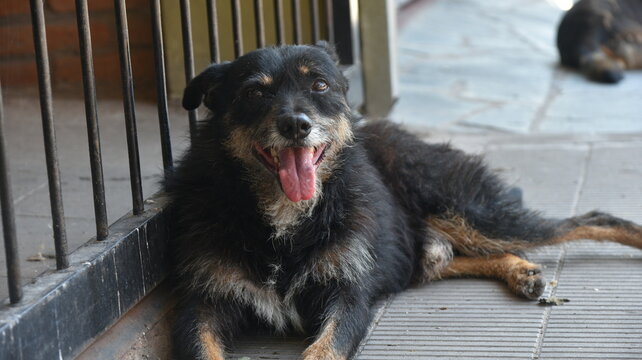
[231,0,243,57]
[274,0,285,45]
[29,0,69,269]
[254,0,265,48]
[179,0,198,139]
[75,0,109,240]
[292,0,301,44]
[150,0,173,172]
[206,0,221,63]
[325,0,335,44]
[0,83,22,304]
[114,0,144,215]
[310,0,320,43]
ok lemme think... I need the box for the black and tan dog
[165,43,642,359]
[557,0,642,83]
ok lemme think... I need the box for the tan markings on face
[224,109,355,239]
[302,319,345,360]
[258,73,273,86]
[298,65,310,75]
[225,125,257,164]
[315,113,354,183]
[197,322,225,360]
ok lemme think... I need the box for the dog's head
[183,43,354,204]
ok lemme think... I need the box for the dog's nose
[277,113,312,140]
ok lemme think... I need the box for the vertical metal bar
[325,0,335,44]
[231,0,243,57]
[179,0,197,139]
[0,83,23,304]
[292,0,301,44]
[274,0,285,45]
[310,0,320,43]
[29,0,69,269]
[254,0,265,48]
[206,0,221,63]
[114,0,144,215]
[75,0,109,240]
[150,0,173,172]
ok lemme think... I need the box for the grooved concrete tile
[356,280,545,359]
[538,243,642,360]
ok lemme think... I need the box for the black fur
[165,44,642,359]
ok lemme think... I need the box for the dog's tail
[429,210,642,256]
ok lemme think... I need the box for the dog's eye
[246,88,263,98]
[311,79,329,92]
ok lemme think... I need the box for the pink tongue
[278,147,316,202]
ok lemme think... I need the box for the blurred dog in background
[558,0,642,83]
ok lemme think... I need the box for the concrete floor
[2,0,642,358]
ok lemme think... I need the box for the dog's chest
[228,260,312,333]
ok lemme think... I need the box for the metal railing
[0,0,341,304]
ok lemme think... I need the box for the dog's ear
[182,62,231,111]
[315,40,341,65]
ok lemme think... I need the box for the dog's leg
[173,297,247,360]
[302,291,372,360]
[437,254,545,299]
[427,211,641,298]
[414,229,454,283]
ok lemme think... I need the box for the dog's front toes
[509,264,545,300]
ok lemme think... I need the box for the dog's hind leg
[426,211,642,298]
[413,228,454,284]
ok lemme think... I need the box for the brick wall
[0,0,155,96]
